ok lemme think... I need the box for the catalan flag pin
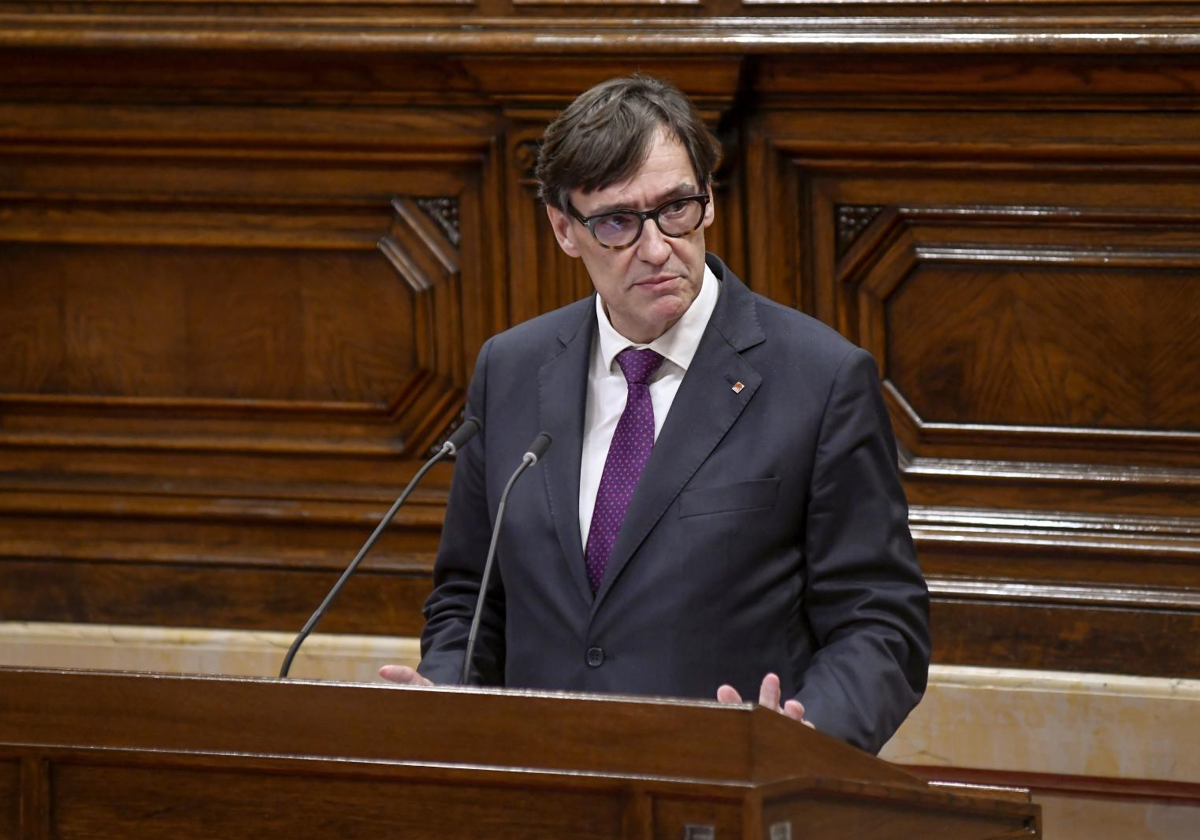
[731,381,745,394]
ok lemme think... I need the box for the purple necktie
[585,347,665,594]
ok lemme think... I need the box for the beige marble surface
[1038,793,1200,839]
[881,664,1200,784]
[0,621,419,682]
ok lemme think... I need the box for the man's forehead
[571,128,700,214]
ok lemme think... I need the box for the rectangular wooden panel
[652,797,741,840]
[763,791,1030,840]
[0,761,17,840]
[888,264,1200,432]
[50,764,624,840]
[0,559,431,636]
[0,244,416,403]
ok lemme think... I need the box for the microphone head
[524,432,553,463]
[443,417,482,455]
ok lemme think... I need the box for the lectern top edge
[1,666,921,791]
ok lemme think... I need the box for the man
[382,75,930,754]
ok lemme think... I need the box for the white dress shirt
[578,263,720,549]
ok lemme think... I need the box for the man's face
[547,128,715,344]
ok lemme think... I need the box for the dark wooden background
[2,3,1199,679]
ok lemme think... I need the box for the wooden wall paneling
[706,116,748,281]
[0,458,450,634]
[0,94,511,632]
[930,597,1200,678]
[841,210,1200,465]
[0,105,494,459]
[746,93,1200,677]
[744,109,803,309]
[502,116,595,324]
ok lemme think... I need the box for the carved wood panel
[840,208,1200,468]
[749,102,1200,677]
[0,97,506,635]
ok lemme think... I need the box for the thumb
[378,665,432,686]
[716,684,744,704]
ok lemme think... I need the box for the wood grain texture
[889,264,1200,431]
[0,670,920,789]
[929,597,1200,678]
[0,761,16,840]
[0,244,416,402]
[761,784,1031,840]
[51,764,625,840]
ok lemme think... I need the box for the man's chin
[645,298,694,334]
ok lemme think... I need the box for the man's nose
[635,218,672,263]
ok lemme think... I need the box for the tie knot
[615,348,664,386]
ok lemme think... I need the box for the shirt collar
[595,262,720,374]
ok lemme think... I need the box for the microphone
[279,417,482,678]
[460,432,552,685]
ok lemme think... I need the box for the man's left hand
[716,673,814,728]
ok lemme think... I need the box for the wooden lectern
[0,667,1038,839]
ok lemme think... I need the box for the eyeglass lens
[592,198,705,248]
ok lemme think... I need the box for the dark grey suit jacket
[418,254,930,754]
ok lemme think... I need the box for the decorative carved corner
[513,138,541,185]
[415,197,461,248]
[835,204,885,259]
[378,196,461,292]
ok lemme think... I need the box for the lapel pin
[731,381,745,394]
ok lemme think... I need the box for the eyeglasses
[568,194,709,250]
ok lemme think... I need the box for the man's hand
[378,665,433,686]
[716,673,815,728]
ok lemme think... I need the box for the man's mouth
[635,274,677,288]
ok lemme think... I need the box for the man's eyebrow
[586,183,699,216]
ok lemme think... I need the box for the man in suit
[382,75,930,754]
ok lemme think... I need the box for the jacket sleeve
[416,338,507,685]
[794,347,931,754]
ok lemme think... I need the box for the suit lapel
[591,258,766,614]
[538,304,596,605]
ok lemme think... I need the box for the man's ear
[546,204,582,258]
[701,183,716,230]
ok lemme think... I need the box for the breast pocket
[678,477,781,518]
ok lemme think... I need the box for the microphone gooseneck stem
[460,453,537,686]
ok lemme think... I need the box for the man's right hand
[378,665,433,686]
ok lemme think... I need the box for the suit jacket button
[586,647,605,667]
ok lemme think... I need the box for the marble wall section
[0,621,420,683]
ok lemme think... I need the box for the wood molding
[4,16,1200,55]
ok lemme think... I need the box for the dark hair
[535,74,722,212]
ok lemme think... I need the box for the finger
[758,673,782,710]
[378,665,431,685]
[782,699,806,724]
[715,684,743,704]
